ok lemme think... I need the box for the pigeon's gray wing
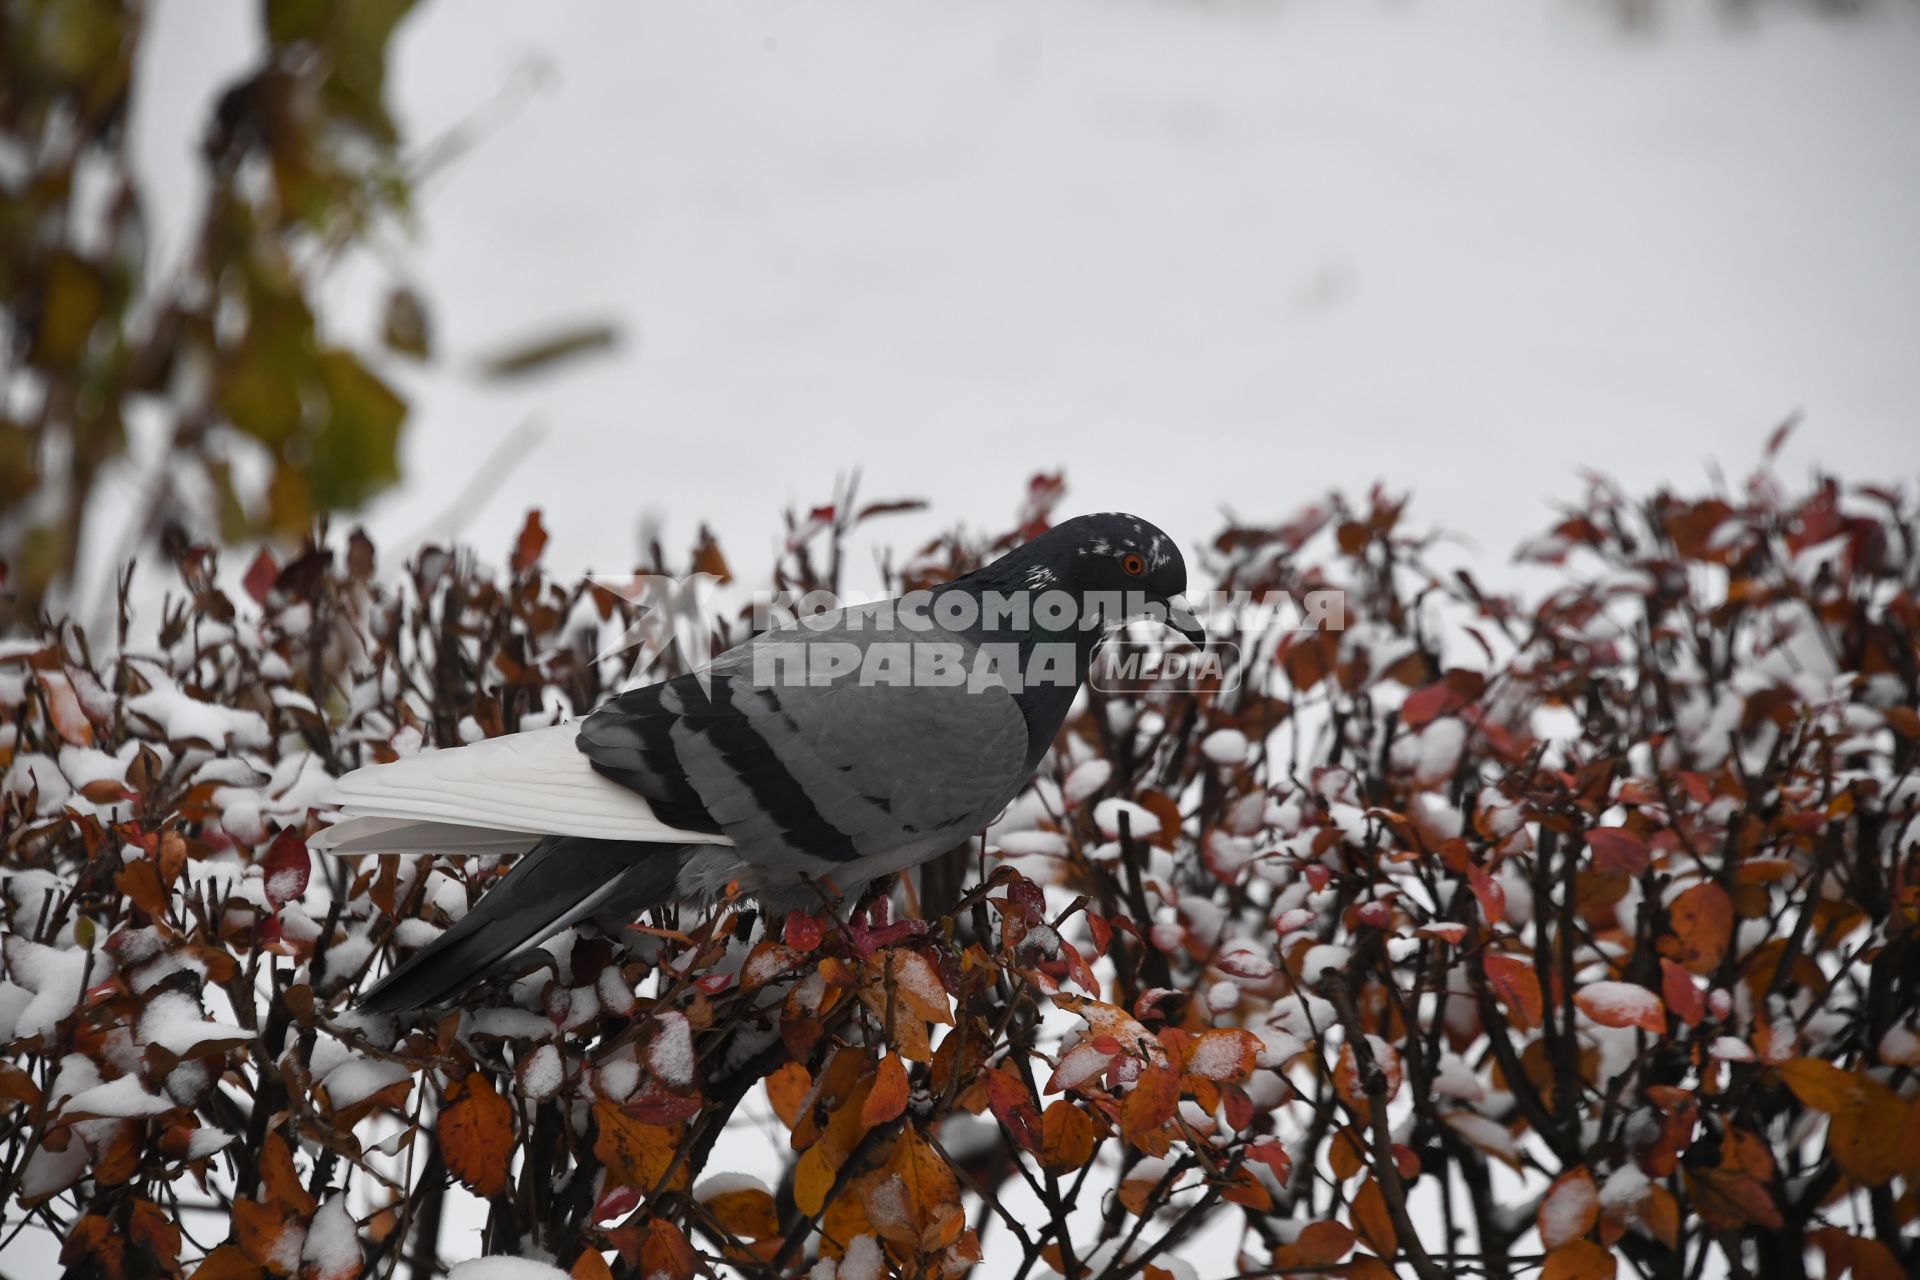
[577,617,1033,879]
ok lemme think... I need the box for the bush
[2,465,1916,1280]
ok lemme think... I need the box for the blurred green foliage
[0,0,425,621]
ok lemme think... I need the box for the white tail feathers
[315,723,730,855]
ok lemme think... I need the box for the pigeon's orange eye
[1121,553,1147,577]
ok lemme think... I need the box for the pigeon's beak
[1166,594,1208,647]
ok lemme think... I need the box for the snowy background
[118,0,1920,598]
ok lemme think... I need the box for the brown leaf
[261,1131,320,1216]
[1684,1165,1782,1233]
[439,1073,514,1199]
[61,1214,126,1280]
[129,1199,182,1271]
[1586,827,1648,876]
[861,1052,910,1128]
[1661,882,1733,974]
[192,1245,265,1280]
[1541,1240,1618,1280]
[1293,1220,1355,1266]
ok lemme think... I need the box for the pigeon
[314,512,1197,1011]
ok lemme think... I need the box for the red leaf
[1484,953,1544,1031]
[593,1184,642,1224]
[510,510,549,573]
[260,827,310,911]
[1403,682,1466,729]
[783,912,825,952]
[243,548,279,606]
[1469,864,1505,925]
[1661,960,1705,1028]
[985,1065,1043,1152]
[1249,1139,1293,1182]
[1587,827,1649,876]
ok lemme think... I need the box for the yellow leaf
[794,1142,842,1217]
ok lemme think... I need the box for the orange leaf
[592,1099,683,1194]
[1039,1099,1096,1174]
[1121,1062,1180,1155]
[1827,1074,1909,1187]
[232,1199,294,1272]
[702,1184,780,1241]
[639,1219,696,1280]
[1662,882,1733,974]
[570,1249,615,1280]
[1183,1028,1260,1082]
[1541,1239,1618,1280]
[861,1053,909,1128]
[1220,1169,1272,1211]
[1329,1127,1367,1181]
[191,1244,263,1280]
[439,1073,513,1200]
[1643,1185,1679,1249]
[1573,982,1664,1034]
[1775,1058,1861,1115]
[765,1062,810,1129]
[1351,1175,1396,1259]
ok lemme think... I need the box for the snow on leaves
[6,465,1920,1279]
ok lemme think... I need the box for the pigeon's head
[989,512,1202,641]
